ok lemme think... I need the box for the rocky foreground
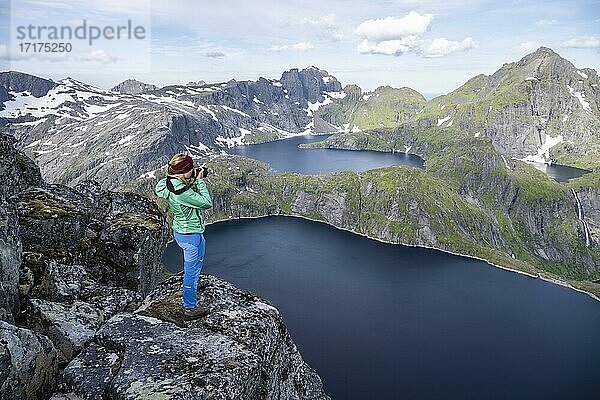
[0,133,330,399]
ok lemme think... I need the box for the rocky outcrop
[0,132,171,398]
[27,298,104,362]
[111,79,158,94]
[52,274,330,400]
[13,181,169,296]
[0,196,21,324]
[1,133,330,399]
[0,133,44,323]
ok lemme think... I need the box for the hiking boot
[182,307,209,320]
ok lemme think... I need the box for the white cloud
[561,35,600,49]
[358,37,422,56]
[355,11,474,58]
[268,42,314,52]
[293,14,344,41]
[419,37,476,58]
[513,41,542,53]
[535,19,557,26]
[355,12,433,42]
[78,49,119,64]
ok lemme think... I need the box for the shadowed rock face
[0,196,21,324]
[0,133,43,324]
[54,273,330,400]
[0,71,55,98]
[0,320,60,399]
[13,181,170,296]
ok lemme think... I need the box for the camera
[193,166,209,179]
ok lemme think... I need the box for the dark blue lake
[226,134,425,174]
[163,217,600,400]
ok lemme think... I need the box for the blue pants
[173,231,205,309]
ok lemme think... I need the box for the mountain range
[1,46,598,190]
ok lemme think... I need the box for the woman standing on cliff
[154,154,213,320]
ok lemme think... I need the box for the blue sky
[1,0,599,96]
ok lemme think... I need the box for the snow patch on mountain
[521,133,564,164]
[219,105,250,118]
[567,85,591,112]
[215,127,253,148]
[197,105,218,121]
[324,91,347,99]
[306,97,333,116]
[437,116,451,126]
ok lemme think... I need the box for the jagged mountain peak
[112,78,158,95]
[515,46,566,68]
[280,66,343,103]
[186,80,207,87]
[304,65,327,73]
[281,66,335,79]
[529,46,559,58]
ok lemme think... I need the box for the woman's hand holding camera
[193,166,209,179]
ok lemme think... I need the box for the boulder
[26,299,104,361]
[0,320,60,399]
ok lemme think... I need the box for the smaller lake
[227,133,590,183]
[528,161,591,183]
[226,134,425,174]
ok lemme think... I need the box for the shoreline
[203,213,600,303]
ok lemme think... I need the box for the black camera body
[193,166,209,179]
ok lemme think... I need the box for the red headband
[168,155,194,174]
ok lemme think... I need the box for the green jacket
[155,177,213,233]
